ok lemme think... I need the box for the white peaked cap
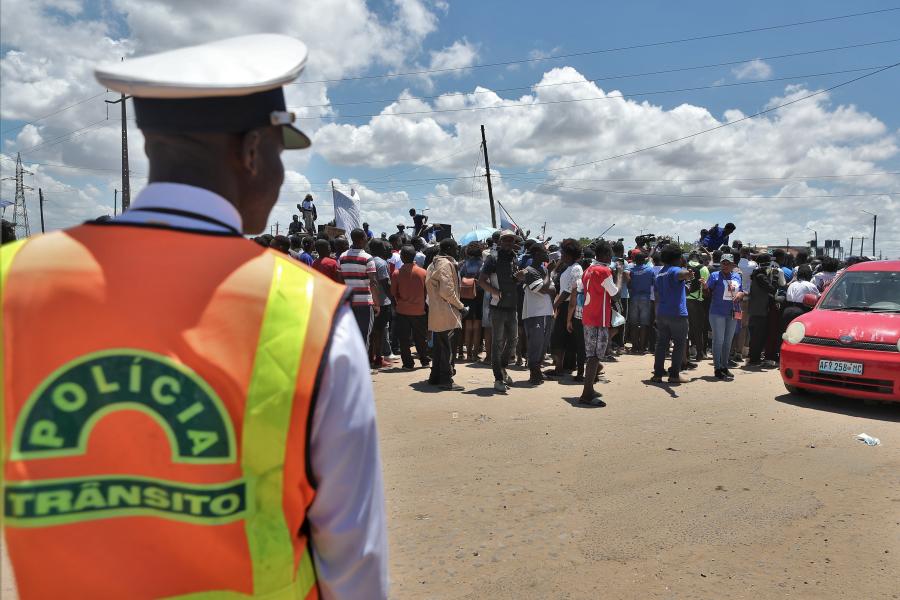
[95,34,308,98]
[94,34,311,149]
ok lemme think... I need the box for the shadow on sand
[775,392,900,423]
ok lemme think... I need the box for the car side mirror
[802,293,818,308]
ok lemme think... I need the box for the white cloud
[0,0,449,226]
[1,4,898,257]
[732,59,772,81]
[428,39,479,73]
[310,66,899,255]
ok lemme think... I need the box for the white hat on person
[94,34,311,149]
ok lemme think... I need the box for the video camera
[634,233,656,249]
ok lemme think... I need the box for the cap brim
[283,125,311,150]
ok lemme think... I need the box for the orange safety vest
[1,223,347,599]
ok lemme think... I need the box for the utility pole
[2,153,33,238]
[859,237,866,255]
[849,237,854,256]
[106,65,131,212]
[860,210,876,257]
[480,125,497,228]
[38,188,45,233]
[114,189,118,216]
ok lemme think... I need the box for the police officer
[1,35,387,599]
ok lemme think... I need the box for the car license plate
[818,360,863,375]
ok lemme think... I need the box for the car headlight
[897,337,900,352]
[783,321,806,344]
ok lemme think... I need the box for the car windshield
[819,270,900,311]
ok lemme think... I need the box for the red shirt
[582,263,614,327]
[312,256,341,283]
[390,264,427,316]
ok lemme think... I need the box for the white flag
[332,187,362,233]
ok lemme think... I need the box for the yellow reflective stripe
[1,239,28,526]
[295,545,316,599]
[165,547,316,600]
[242,257,315,595]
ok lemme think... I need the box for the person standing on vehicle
[298,193,317,234]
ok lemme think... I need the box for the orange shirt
[390,263,427,316]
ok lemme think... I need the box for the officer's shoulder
[267,248,345,289]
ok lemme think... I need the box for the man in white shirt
[298,193,317,234]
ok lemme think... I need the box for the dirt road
[2,355,897,599]
[374,355,899,599]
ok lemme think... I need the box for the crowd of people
[249,219,854,405]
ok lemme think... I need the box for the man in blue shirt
[701,223,735,250]
[297,236,315,267]
[652,244,694,384]
[624,252,654,353]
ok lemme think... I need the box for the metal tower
[2,153,32,238]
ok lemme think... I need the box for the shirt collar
[129,183,243,232]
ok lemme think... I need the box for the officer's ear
[239,129,264,176]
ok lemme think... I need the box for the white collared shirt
[116,182,243,233]
[116,183,389,598]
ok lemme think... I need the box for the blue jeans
[628,297,652,326]
[709,313,738,370]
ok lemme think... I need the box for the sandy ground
[374,354,899,600]
[2,354,897,599]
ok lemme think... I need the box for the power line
[293,38,900,109]
[529,180,899,199]
[12,61,888,158]
[291,64,890,120]
[0,92,107,136]
[293,7,900,84]
[18,119,113,155]
[508,62,900,175]
[364,145,480,182]
[503,171,900,184]
[4,155,896,187]
[0,157,147,176]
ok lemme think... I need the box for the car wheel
[784,383,806,395]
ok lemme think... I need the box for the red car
[780,260,900,402]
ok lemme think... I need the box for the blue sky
[1,0,898,254]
